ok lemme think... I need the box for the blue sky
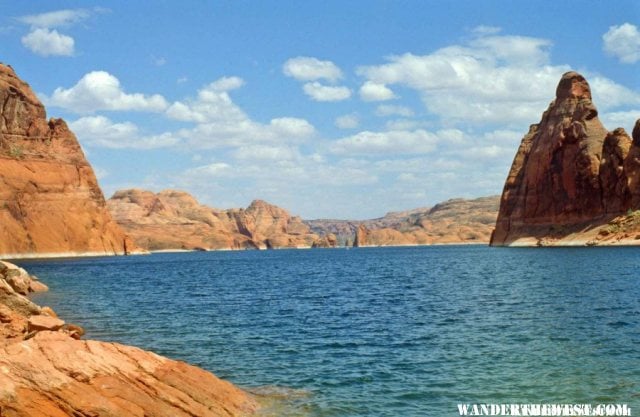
[2,1,639,219]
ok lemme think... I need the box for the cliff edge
[491,71,640,246]
[0,64,135,257]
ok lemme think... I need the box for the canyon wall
[108,189,327,250]
[0,64,134,258]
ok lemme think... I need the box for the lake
[21,246,640,416]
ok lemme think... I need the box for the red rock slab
[0,331,258,417]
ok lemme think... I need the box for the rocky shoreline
[0,260,258,416]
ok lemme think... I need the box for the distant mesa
[109,190,501,251]
[0,63,136,258]
[107,189,328,251]
[307,196,500,247]
[491,71,640,246]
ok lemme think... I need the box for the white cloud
[69,116,179,149]
[17,8,99,58]
[184,162,233,178]
[283,56,343,82]
[603,23,640,64]
[356,34,575,125]
[335,114,359,129]
[17,9,90,28]
[359,81,396,101]
[166,76,316,148]
[375,104,415,117]
[209,76,245,91]
[302,82,351,101]
[331,129,439,155]
[182,156,378,190]
[269,117,316,138]
[21,28,74,57]
[589,76,640,110]
[600,110,640,132]
[46,71,169,113]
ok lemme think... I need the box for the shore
[0,260,258,416]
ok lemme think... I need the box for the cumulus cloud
[603,23,640,64]
[166,76,316,148]
[335,114,359,129]
[331,129,439,155]
[283,56,343,82]
[284,56,351,102]
[302,82,351,101]
[17,8,99,57]
[359,81,397,101]
[21,28,74,56]
[45,71,169,113]
[589,76,640,110]
[356,34,572,125]
[69,116,179,149]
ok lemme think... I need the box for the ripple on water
[23,246,640,416]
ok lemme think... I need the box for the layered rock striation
[491,71,640,246]
[308,196,500,247]
[0,261,258,416]
[0,64,134,257]
[108,189,331,250]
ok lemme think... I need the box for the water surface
[23,246,640,416]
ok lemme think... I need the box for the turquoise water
[21,246,640,416]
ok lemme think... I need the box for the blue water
[19,246,640,416]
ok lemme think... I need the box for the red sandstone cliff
[0,64,135,257]
[107,189,330,250]
[491,71,640,246]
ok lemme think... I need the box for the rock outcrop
[491,71,640,246]
[307,196,500,247]
[0,64,135,258]
[108,189,333,250]
[0,261,258,416]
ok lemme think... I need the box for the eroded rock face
[307,196,499,247]
[0,332,257,417]
[0,64,134,257]
[0,260,258,416]
[491,71,640,246]
[108,189,332,250]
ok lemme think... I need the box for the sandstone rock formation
[311,233,337,248]
[491,71,640,246]
[307,196,500,247]
[0,64,135,258]
[0,261,258,416]
[108,189,333,250]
